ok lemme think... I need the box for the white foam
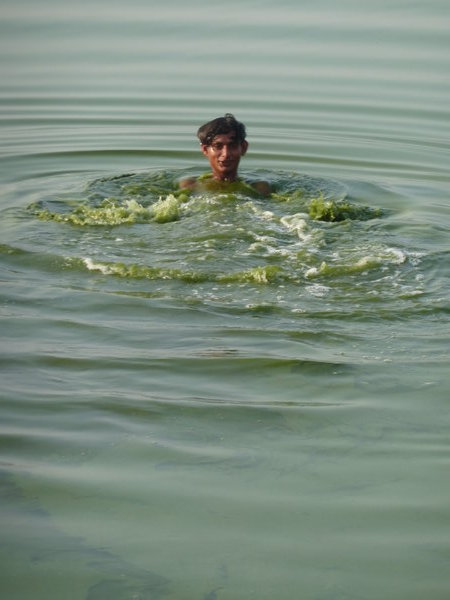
[83,257,112,275]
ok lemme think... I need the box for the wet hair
[197,113,246,146]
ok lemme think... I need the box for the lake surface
[1,1,450,599]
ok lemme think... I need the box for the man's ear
[241,140,249,155]
[200,144,209,157]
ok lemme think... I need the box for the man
[179,114,271,196]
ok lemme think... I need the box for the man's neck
[212,172,239,182]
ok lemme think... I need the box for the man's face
[201,131,248,181]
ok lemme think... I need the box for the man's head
[197,114,248,181]
[197,113,246,146]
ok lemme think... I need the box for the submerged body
[179,170,271,198]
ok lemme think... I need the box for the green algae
[32,169,379,229]
[35,198,152,226]
[34,195,182,227]
[151,194,181,223]
[305,256,384,279]
[270,189,306,204]
[218,265,283,284]
[83,258,283,285]
[270,189,381,222]
[83,258,208,282]
[308,195,382,222]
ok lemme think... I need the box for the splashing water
[26,168,423,313]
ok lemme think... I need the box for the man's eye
[211,142,238,152]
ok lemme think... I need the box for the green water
[1,1,450,599]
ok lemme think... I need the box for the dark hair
[197,113,246,146]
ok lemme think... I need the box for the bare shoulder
[178,177,197,190]
[251,180,272,197]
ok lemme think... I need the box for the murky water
[1,1,450,599]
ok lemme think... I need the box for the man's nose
[220,144,231,158]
